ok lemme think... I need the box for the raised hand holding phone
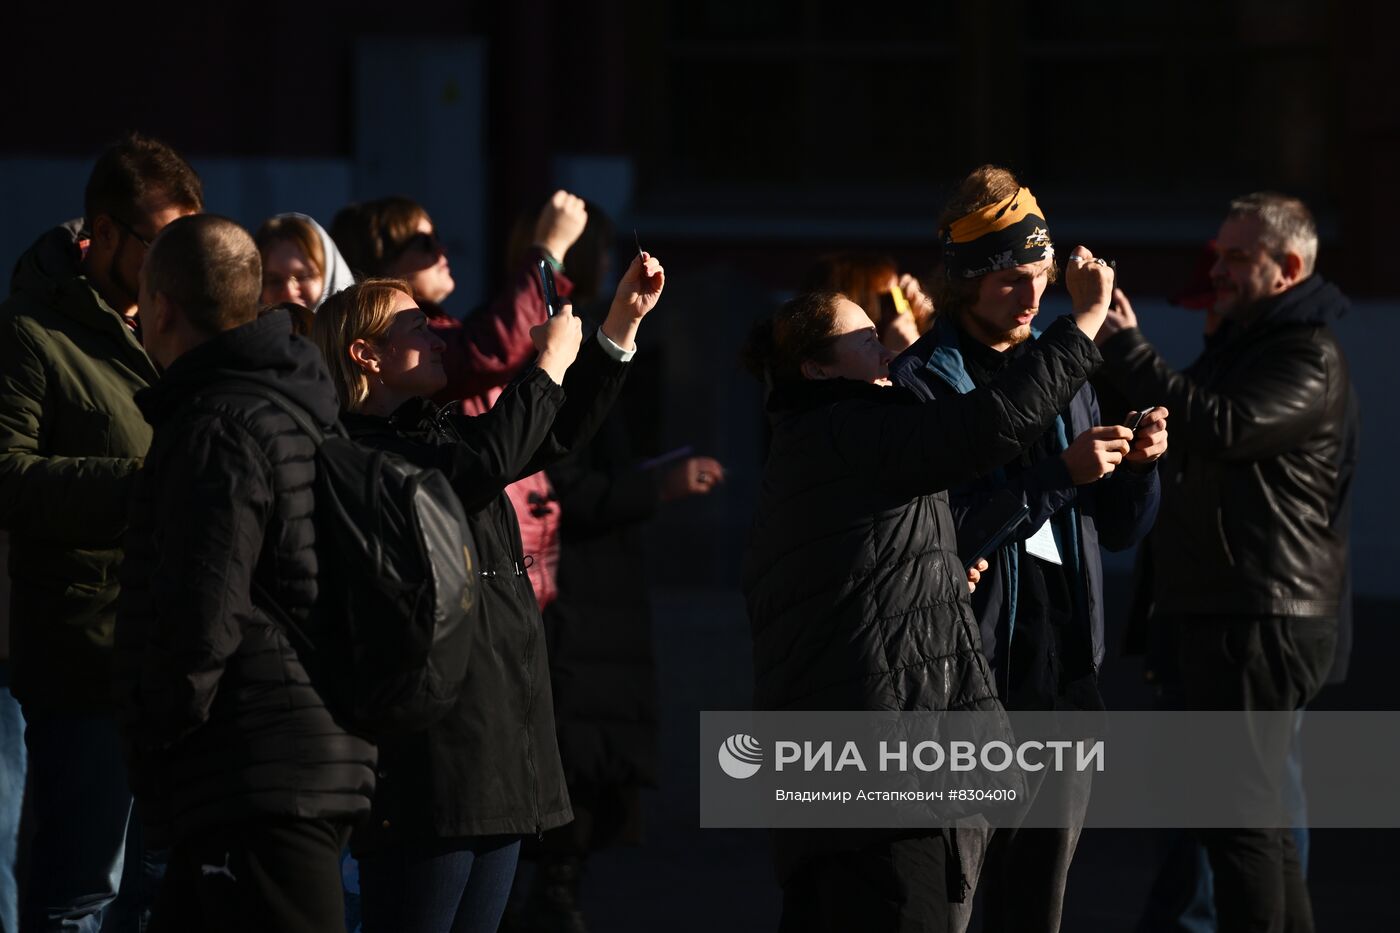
[530,302,583,385]
[602,251,666,352]
[536,258,562,318]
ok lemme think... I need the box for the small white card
[1024,521,1063,565]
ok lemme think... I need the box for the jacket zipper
[505,499,543,836]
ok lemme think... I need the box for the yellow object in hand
[888,285,912,316]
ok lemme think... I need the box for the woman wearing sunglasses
[331,192,590,613]
[311,248,664,933]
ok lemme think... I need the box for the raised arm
[838,315,1104,495]
[1099,325,1333,461]
[430,191,589,401]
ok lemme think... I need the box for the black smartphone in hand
[1125,406,1159,432]
[536,259,560,318]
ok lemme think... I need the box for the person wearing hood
[254,213,356,330]
[113,215,377,931]
[1095,192,1355,933]
[0,132,202,932]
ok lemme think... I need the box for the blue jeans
[0,664,26,933]
[20,712,162,933]
[358,836,521,933]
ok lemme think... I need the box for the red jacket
[428,249,570,608]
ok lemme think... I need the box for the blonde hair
[312,278,415,412]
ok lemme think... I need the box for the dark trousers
[780,833,952,933]
[1177,616,1335,933]
[952,760,1094,933]
[150,817,349,933]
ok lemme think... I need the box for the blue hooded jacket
[890,314,1160,702]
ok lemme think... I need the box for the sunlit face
[805,298,894,385]
[1210,215,1291,318]
[261,238,324,309]
[387,216,454,306]
[963,258,1053,349]
[374,291,448,398]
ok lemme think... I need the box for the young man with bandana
[0,133,201,930]
[890,165,1166,933]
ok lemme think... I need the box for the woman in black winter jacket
[741,248,1114,932]
[311,255,663,933]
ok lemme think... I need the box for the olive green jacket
[0,221,158,711]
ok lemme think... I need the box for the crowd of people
[0,131,1356,933]
[741,166,1355,933]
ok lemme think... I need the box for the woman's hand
[660,456,726,501]
[531,303,584,385]
[898,273,934,321]
[533,190,588,264]
[967,558,989,594]
[602,252,666,352]
[1066,245,1115,340]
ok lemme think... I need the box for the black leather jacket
[1099,276,1354,619]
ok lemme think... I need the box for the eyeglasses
[114,218,153,249]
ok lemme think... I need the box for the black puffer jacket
[745,316,1102,714]
[1098,276,1354,618]
[114,311,377,844]
[343,335,628,848]
[744,316,1101,883]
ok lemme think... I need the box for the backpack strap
[215,382,351,445]
[228,384,326,444]
[208,381,341,654]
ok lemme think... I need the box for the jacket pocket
[52,406,113,456]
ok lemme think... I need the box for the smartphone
[1125,406,1159,432]
[957,489,1032,572]
[536,259,560,318]
[888,284,912,316]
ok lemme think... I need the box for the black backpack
[240,386,478,738]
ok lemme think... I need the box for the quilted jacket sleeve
[834,316,1102,496]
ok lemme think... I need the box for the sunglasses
[389,231,443,261]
